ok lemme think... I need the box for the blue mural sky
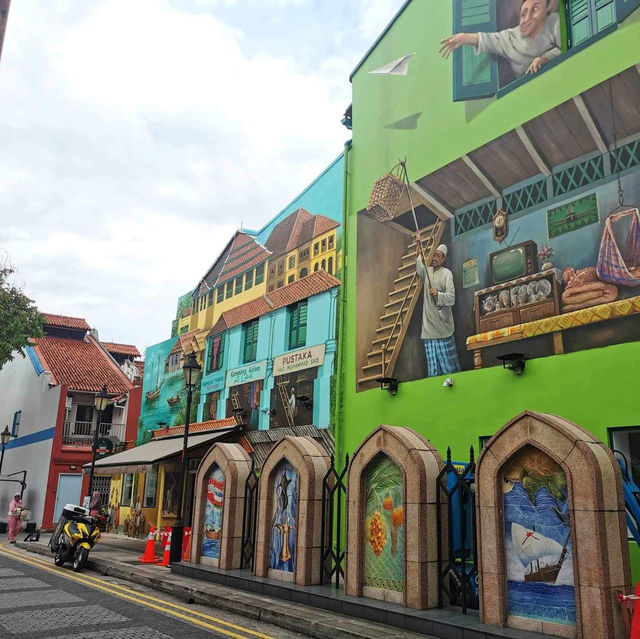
[0,0,402,352]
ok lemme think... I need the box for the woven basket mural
[366,172,405,221]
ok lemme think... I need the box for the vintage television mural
[503,446,575,626]
[356,64,640,389]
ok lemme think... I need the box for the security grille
[92,476,111,507]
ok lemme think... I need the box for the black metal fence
[436,447,478,613]
[240,460,260,570]
[320,453,349,586]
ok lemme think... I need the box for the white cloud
[0,0,402,351]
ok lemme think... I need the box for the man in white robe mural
[439,0,561,77]
[416,243,461,377]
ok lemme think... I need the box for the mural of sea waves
[504,446,575,626]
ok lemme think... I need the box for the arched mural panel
[269,459,298,573]
[363,453,404,596]
[502,445,575,628]
[201,464,225,565]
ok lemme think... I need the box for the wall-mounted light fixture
[375,376,399,396]
[497,353,526,375]
[442,378,454,388]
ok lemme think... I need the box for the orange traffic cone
[138,526,159,564]
[182,527,192,562]
[158,530,172,567]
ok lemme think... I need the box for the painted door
[53,474,82,522]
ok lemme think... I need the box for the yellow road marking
[0,544,275,639]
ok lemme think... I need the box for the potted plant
[538,244,554,270]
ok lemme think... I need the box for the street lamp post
[169,351,201,563]
[88,385,109,505]
[0,426,11,475]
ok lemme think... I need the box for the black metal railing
[436,446,478,613]
[320,453,349,587]
[240,459,260,570]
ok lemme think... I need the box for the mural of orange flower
[392,506,403,527]
[383,493,393,511]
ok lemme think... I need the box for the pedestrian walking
[8,492,24,543]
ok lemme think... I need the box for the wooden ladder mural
[357,219,445,389]
[277,379,295,428]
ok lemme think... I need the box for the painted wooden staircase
[357,219,445,389]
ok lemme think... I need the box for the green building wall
[337,1,640,577]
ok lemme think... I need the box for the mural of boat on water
[269,461,298,573]
[145,352,164,401]
[503,446,575,626]
[201,466,225,563]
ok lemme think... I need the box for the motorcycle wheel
[54,553,65,567]
[72,548,89,572]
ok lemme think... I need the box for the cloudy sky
[0,0,402,355]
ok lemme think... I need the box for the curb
[14,542,417,639]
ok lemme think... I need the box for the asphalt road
[0,543,308,639]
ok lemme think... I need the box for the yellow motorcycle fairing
[79,541,91,550]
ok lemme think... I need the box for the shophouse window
[288,255,296,269]
[11,411,21,437]
[143,468,158,508]
[235,276,243,295]
[269,264,276,277]
[288,274,295,284]
[328,234,334,249]
[328,257,333,275]
[268,284,274,292]
[245,269,253,290]
[208,290,214,307]
[299,247,309,261]
[300,267,308,278]
[277,260,284,275]
[314,263,319,272]
[321,238,327,252]
[226,281,233,299]
[121,474,133,506]
[255,263,265,284]
[277,280,284,288]
[313,242,319,256]
[207,332,226,372]
[451,0,634,101]
[321,259,326,271]
[289,300,308,350]
[243,319,259,363]
[217,286,224,303]
[610,427,640,487]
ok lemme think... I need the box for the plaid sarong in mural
[423,336,460,377]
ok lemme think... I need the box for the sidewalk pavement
[13,535,431,639]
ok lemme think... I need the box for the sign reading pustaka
[273,344,325,376]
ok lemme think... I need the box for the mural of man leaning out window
[440,0,561,77]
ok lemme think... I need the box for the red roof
[208,270,339,335]
[42,313,90,331]
[134,360,145,376]
[101,342,141,358]
[265,209,339,259]
[34,335,133,394]
[152,417,239,439]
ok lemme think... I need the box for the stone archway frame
[345,425,445,609]
[254,436,330,585]
[191,442,252,570]
[476,410,630,639]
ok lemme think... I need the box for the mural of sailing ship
[145,354,164,401]
[202,466,225,561]
[167,394,181,408]
[504,446,575,626]
[269,461,298,572]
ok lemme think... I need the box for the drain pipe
[333,139,352,467]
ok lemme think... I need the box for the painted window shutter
[594,0,617,32]
[452,0,498,101]
[615,0,640,21]
[566,0,617,46]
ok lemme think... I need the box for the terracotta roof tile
[101,342,141,357]
[265,208,312,258]
[207,270,339,335]
[212,232,270,288]
[134,360,145,376]
[42,313,90,331]
[34,336,133,393]
[152,417,239,439]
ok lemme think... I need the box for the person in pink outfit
[8,492,23,543]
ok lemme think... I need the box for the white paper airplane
[369,53,415,76]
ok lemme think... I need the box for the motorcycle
[49,504,100,572]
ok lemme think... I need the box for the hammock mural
[597,208,640,287]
